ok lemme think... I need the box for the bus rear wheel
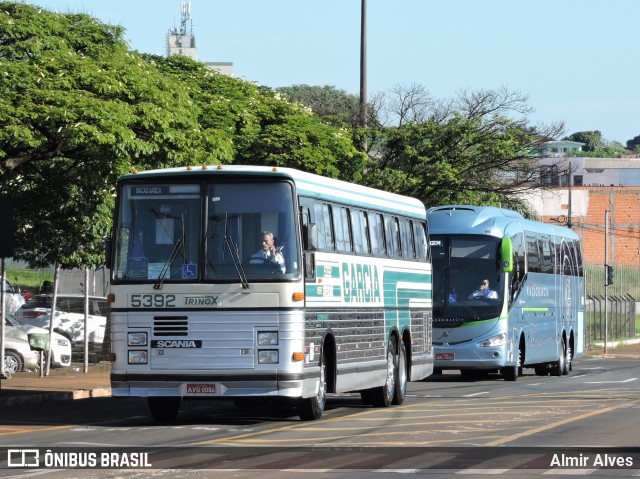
[148,397,181,422]
[368,336,396,408]
[392,340,407,405]
[298,353,326,421]
[551,341,567,376]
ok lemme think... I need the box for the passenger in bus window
[468,279,498,300]
[250,231,286,273]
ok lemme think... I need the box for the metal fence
[585,294,637,348]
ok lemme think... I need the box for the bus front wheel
[503,344,522,381]
[298,353,326,421]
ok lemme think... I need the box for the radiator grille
[153,315,189,336]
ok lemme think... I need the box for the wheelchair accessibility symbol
[182,263,197,279]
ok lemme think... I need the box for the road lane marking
[463,392,489,397]
[585,377,637,384]
[483,400,636,446]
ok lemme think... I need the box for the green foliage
[0,3,216,267]
[0,4,571,273]
[563,130,603,152]
[362,108,547,210]
[566,146,628,158]
[626,134,640,152]
[0,3,365,269]
[275,84,360,127]
[146,56,367,182]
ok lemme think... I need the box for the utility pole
[359,0,367,128]
[604,210,609,354]
[567,164,573,229]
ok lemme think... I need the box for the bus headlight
[128,350,148,364]
[128,332,147,346]
[477,333,506,347]
[258,350,279,364]
[56,338,70,347]
[257,331,278,346]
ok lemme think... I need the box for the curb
[0,388,111,407]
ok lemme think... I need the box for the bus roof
[427,204,579,240]
[119,164,426,218]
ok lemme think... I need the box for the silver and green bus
[108,165,433,421]
[427,205,584,381]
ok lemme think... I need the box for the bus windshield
[113,180,299,283]
[431,235,503,321]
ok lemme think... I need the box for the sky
[23,0,640,145]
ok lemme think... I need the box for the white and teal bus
[427,205,584,381]
[108,165,433,421]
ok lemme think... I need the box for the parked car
[15,294,110,362]
[2,277,25,316]
[3,333,39,374]
[4,315,72,368]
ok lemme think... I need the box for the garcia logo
[151,340,202,348]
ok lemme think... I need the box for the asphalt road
[1,357,639,478]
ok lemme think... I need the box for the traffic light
[605,264,614,286]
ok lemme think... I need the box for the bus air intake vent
[153,315,189,336]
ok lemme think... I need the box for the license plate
[185,383,216,394]
[436,353,455,360]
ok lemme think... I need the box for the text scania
[342,263,381,303]
[151,340,202,348]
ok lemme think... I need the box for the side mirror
[501,236,513,273]
[303,223,318,252]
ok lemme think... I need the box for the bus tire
[148,397,181,422]
[392,339,407,405]
[562,343,571,375]
[298,353,326,421]
[370,336,396,408]
[503,345,522,381]
[551,341,566,376]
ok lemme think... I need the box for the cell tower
[167,1,196,60]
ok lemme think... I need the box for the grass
[4,268,53,292]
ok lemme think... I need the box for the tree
[361,85,564,211]
[563,131,603,152]
[0,3,222,268]
[626,134,640,152]
[275,84,360,127]
[0,3,367,270]
[147,58,367,182]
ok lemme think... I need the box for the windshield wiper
[456,297,481,321]
[223,213,250,290]
[153,238,184,290]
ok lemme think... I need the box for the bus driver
[250,231,286,273]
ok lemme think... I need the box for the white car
[15,294,109,362]
[3,334,39,374]
[2,278,25,316]
[4,315,72,371]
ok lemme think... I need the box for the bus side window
[414,220,427,262]
[385,215,402,259]
[525,232,540,273]
[334,206,352,254]
[369,213,386,257]
[401,219,415,260]
[314,202,334,251]
[352,209,370,255]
